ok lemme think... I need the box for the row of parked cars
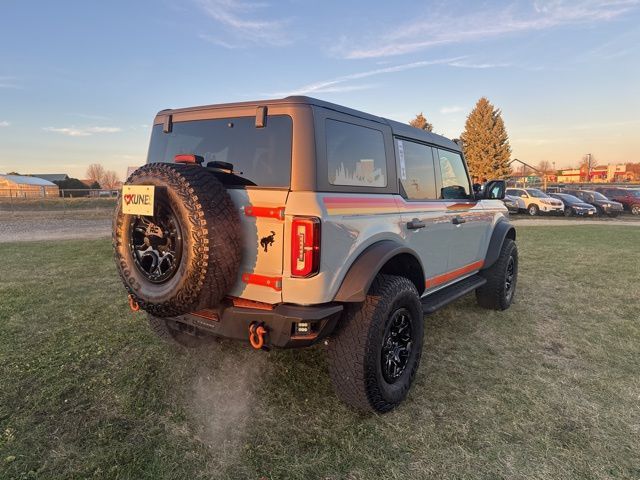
[503,186,640,217]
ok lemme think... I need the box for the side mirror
[482,180,506,200]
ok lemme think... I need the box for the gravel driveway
[0,210,112,243]
[1,209,638,244]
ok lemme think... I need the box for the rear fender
[333,240,424,302]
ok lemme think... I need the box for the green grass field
[1,227,639,479]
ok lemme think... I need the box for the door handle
[452,216,466,225]
[406,218,425,230]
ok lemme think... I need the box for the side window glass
[396,139,437,200]
[437,149,470,199]
[326,119,387,187]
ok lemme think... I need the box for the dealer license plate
[122,185,155,216]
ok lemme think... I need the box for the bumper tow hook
[249,322,268,350]
[128,294,140,312]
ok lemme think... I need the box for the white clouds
[448,60,511,69]
[440,106,464,115]
[0,121,9,127]
[43,126,122,137]
[196,0,291,47]
[267,57,465,97]
[337,0,640,59]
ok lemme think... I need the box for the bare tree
[101,170,120,189]
[537,160,552,175]
[580,154,598,170]
[86,163,106,186]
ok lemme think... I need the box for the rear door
[394,138,451,288]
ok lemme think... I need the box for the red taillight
[291,217,321,277]
[174,154,203,165]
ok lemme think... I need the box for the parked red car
[593,187,640,215]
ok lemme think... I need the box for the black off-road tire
[113,163,241,317]
[476,238,518,310]
[148,314,214,348]
[327,275,424,413]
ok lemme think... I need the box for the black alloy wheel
[504,255,516,303]
[381,308,413,383]
[129,200,182,284]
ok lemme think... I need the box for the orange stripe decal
[322,196,478,215]
[241,273,283,291]
[244,206,285,220]
[425,260,484,289]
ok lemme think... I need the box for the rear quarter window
[325,119,387,188]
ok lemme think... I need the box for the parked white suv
[506,187,564,216]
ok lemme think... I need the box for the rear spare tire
[113,163,241,317]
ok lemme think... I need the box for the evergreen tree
[460,98,511,179]
[409,113,433,132]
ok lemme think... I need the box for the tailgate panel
[225,189,288,304]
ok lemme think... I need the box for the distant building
[557,164,633,183]
[0,174,60,197]
[31,173,70,182]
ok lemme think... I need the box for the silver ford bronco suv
[114,96,517,413]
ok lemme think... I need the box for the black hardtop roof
[158,96,460,151]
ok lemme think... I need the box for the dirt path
[2,209,638,243]
[0,210,112,243]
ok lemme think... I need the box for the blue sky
[1,0,639,179]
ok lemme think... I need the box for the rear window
[147,115,292,187]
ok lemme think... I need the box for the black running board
[421,274,487,314]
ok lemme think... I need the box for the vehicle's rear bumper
[167,302,343,348]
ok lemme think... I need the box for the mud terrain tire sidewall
[476,238,518,310]
[327,274,424,413]
[113,163,241,317]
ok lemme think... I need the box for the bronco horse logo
[260,231,276,252]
